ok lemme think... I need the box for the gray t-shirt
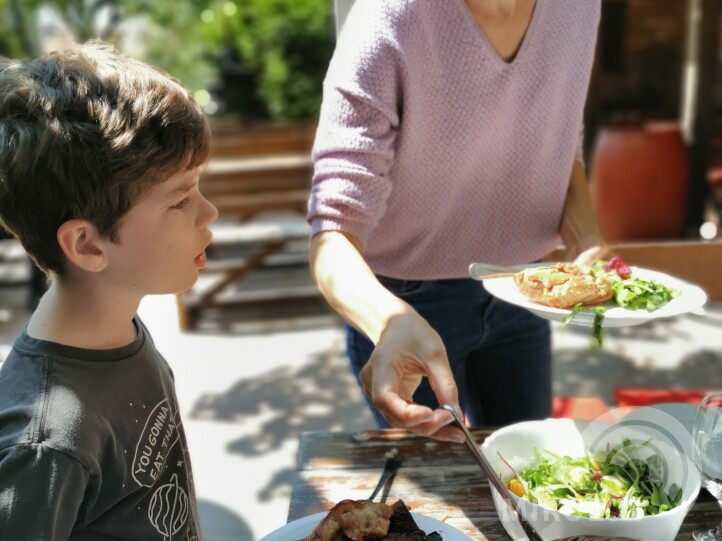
[0,318,200,541]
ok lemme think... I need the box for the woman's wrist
[374,297,417,344]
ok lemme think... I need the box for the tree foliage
[198,0,333,121]
[0,0,334,122]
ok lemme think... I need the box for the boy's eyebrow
[167,180,198,196]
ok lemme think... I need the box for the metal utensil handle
[468,262,547,281]
[368,447,401,502]
[441,405,544,541]
[473,271,519,280]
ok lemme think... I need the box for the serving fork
[442,404,544,541]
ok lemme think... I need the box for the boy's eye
[170,197,190,210]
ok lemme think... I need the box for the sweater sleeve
[307,0,406,244]
[0,444,90,541]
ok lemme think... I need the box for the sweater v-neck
[455,0,543,68]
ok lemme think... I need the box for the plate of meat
[258,499,471,541]
[470,259,707,329]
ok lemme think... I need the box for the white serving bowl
[481,418,700,541]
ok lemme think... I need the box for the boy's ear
[56,219,108,273]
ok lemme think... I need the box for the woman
[308,0,608,442]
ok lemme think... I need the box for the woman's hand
[359,310,464,443]
[310,230,464,442]
[572,242,611,267]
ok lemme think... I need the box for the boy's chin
[149,274,200,297]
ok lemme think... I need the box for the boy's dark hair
[0,41,210,275]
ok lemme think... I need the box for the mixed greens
[592,259,680,311]
[503,440,683,519]
[563,257,680,346]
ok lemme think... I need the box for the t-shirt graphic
[132,397,197,541]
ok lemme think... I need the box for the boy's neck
[27,278,141,350]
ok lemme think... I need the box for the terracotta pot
[590,122,688,242]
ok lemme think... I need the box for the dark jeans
[346,276,552,428]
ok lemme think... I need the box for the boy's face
[102,166,218,296]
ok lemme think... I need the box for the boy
[0,41,218,540]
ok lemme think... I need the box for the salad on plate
[515,256,680,345]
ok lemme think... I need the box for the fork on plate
[367,447,402,502]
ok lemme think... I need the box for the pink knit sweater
[308,0,600,279]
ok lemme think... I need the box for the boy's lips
[195,235,212,268]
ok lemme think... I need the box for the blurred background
[0,0,333,122]
[1,1,722,540]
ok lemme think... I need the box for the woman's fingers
[573,243,611,266]
[362,359,432,426]
[424,350,460,414]
[361,350,464,442]
[376,399,463,443]
[410,408,465,443]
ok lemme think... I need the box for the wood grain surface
[288,429,721,541]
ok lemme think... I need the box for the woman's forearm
[558,160,609,262]
[309,230,411,344]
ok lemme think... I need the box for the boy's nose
[200,196,219,226]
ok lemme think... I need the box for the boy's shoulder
[0,320,173,463]
[0,320,198,539]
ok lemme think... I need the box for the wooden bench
[200,155,311,221]
[0,239,32,287]
[176,123,319,331]
[176,217,314,330]
[206,121,317,159]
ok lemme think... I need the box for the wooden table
[289,429,721,540]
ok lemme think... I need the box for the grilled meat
[302,499,442,541]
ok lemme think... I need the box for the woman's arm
[308,2,462,441]
[558,160,610,265]
[309,230,463,442]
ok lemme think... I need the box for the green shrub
[200,0,334,121]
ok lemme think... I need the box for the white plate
[259,511,472,541]
[472,265,707,327]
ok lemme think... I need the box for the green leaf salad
[592,259,680,311]
[502,440,683,519]
[563,257,680,346]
